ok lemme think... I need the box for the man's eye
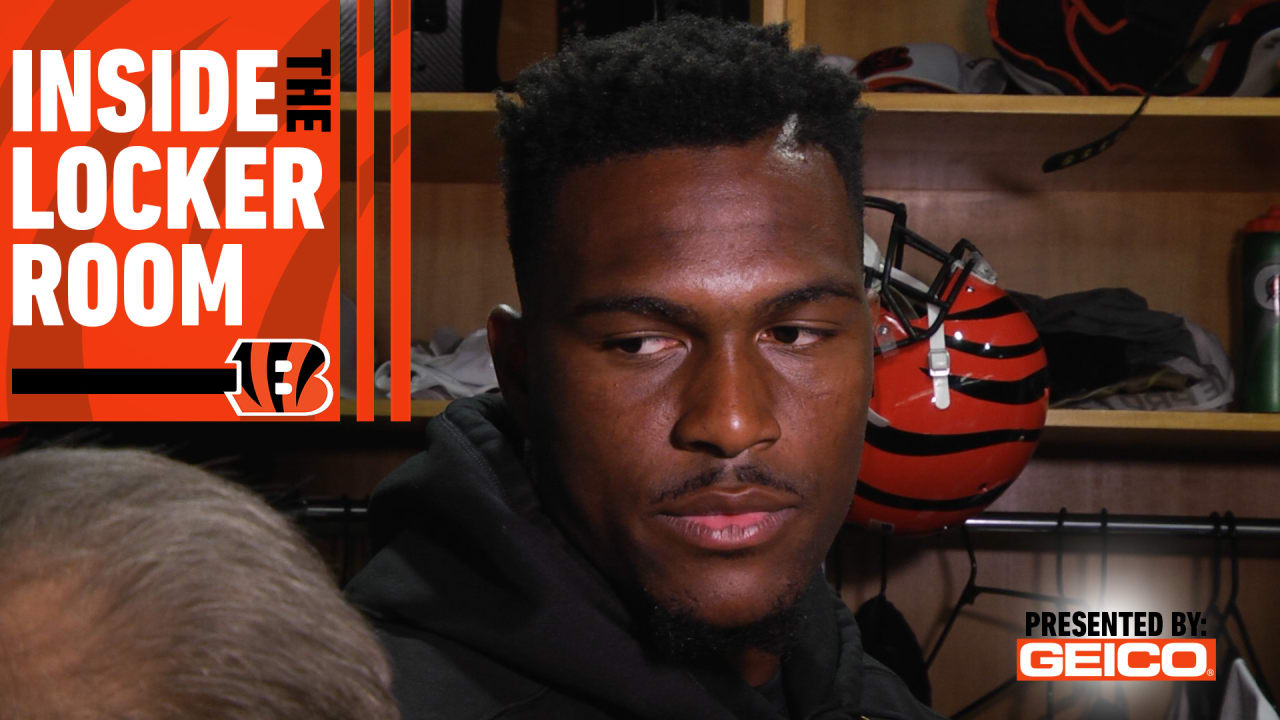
[763,326,830,347]
[608,336,681,355]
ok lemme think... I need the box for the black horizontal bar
[11,368,237,395]
[281,503,368,520]
[966,511,1280,538]
[284,502,1280,540]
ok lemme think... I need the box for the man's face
[509,133,875,630]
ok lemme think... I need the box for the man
[347,16,943,720]
[0,448,399,720]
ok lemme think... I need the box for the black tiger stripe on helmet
[854,479,1014,512]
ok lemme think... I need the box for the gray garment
[1219,659,1279,720]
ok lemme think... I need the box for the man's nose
[671,343,781,458]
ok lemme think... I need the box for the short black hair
[497,15,867,302]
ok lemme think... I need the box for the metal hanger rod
[965,512,1280,538]
[284,501,1280,538]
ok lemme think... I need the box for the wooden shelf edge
[334,399,1280,435]
[338,91,1279,119]
[1045,408,1280,433]
[339,91,498,113]
[339,397,450,418]
[864,94,1280,118]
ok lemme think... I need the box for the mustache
[651,464,804,505]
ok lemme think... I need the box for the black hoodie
[345,395,943,720]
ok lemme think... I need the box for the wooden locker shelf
[1040,409,1280,451]
[338,89,1280,444]
[336,398,1280,452]
[339,92,1280,190]
[1047,408,1280,431]
[339,398,450,418]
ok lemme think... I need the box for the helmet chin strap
[926,303,951,410]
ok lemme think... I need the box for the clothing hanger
[880,532,890,598]
[1045,508,1074,720]
[1205,512,1243,664]
[1220,512,1273,704]
[1084,509,1128,719]
[1203,512,1226,638]
[853,531,935,707]
[1181,511,1234,720]
[340,494,354,586]
[931,509,1083,719]
[1098,508,1108,606]
[1100,511,1124,707]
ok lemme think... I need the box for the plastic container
[1240,206,1280,412]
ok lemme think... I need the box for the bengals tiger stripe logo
[224,339,333,416]
[851,289,1050,533]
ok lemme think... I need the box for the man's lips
[656,509,797,550]
[681,511,771,530]
[654,487,799,551]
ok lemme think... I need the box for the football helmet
[849,197,1049,535]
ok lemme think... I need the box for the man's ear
[487,304,531,431]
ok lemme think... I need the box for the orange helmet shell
[848,270,1049,534]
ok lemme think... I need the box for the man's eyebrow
[569,282,860,322]
[569,295,698,324]
[758,282,861,315]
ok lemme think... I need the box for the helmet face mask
[863,196,991,356]
[851,197,1050,535]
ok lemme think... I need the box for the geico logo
[1016,640,1215,681]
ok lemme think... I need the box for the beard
[635,585,808,665]
[523,435,815,665]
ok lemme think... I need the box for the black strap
[1042,23,1242,173]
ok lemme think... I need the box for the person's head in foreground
[348,15,940,720]
[0,448,399,720]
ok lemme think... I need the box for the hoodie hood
[346,395,884,720]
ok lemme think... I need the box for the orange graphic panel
[1,0,340,420]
